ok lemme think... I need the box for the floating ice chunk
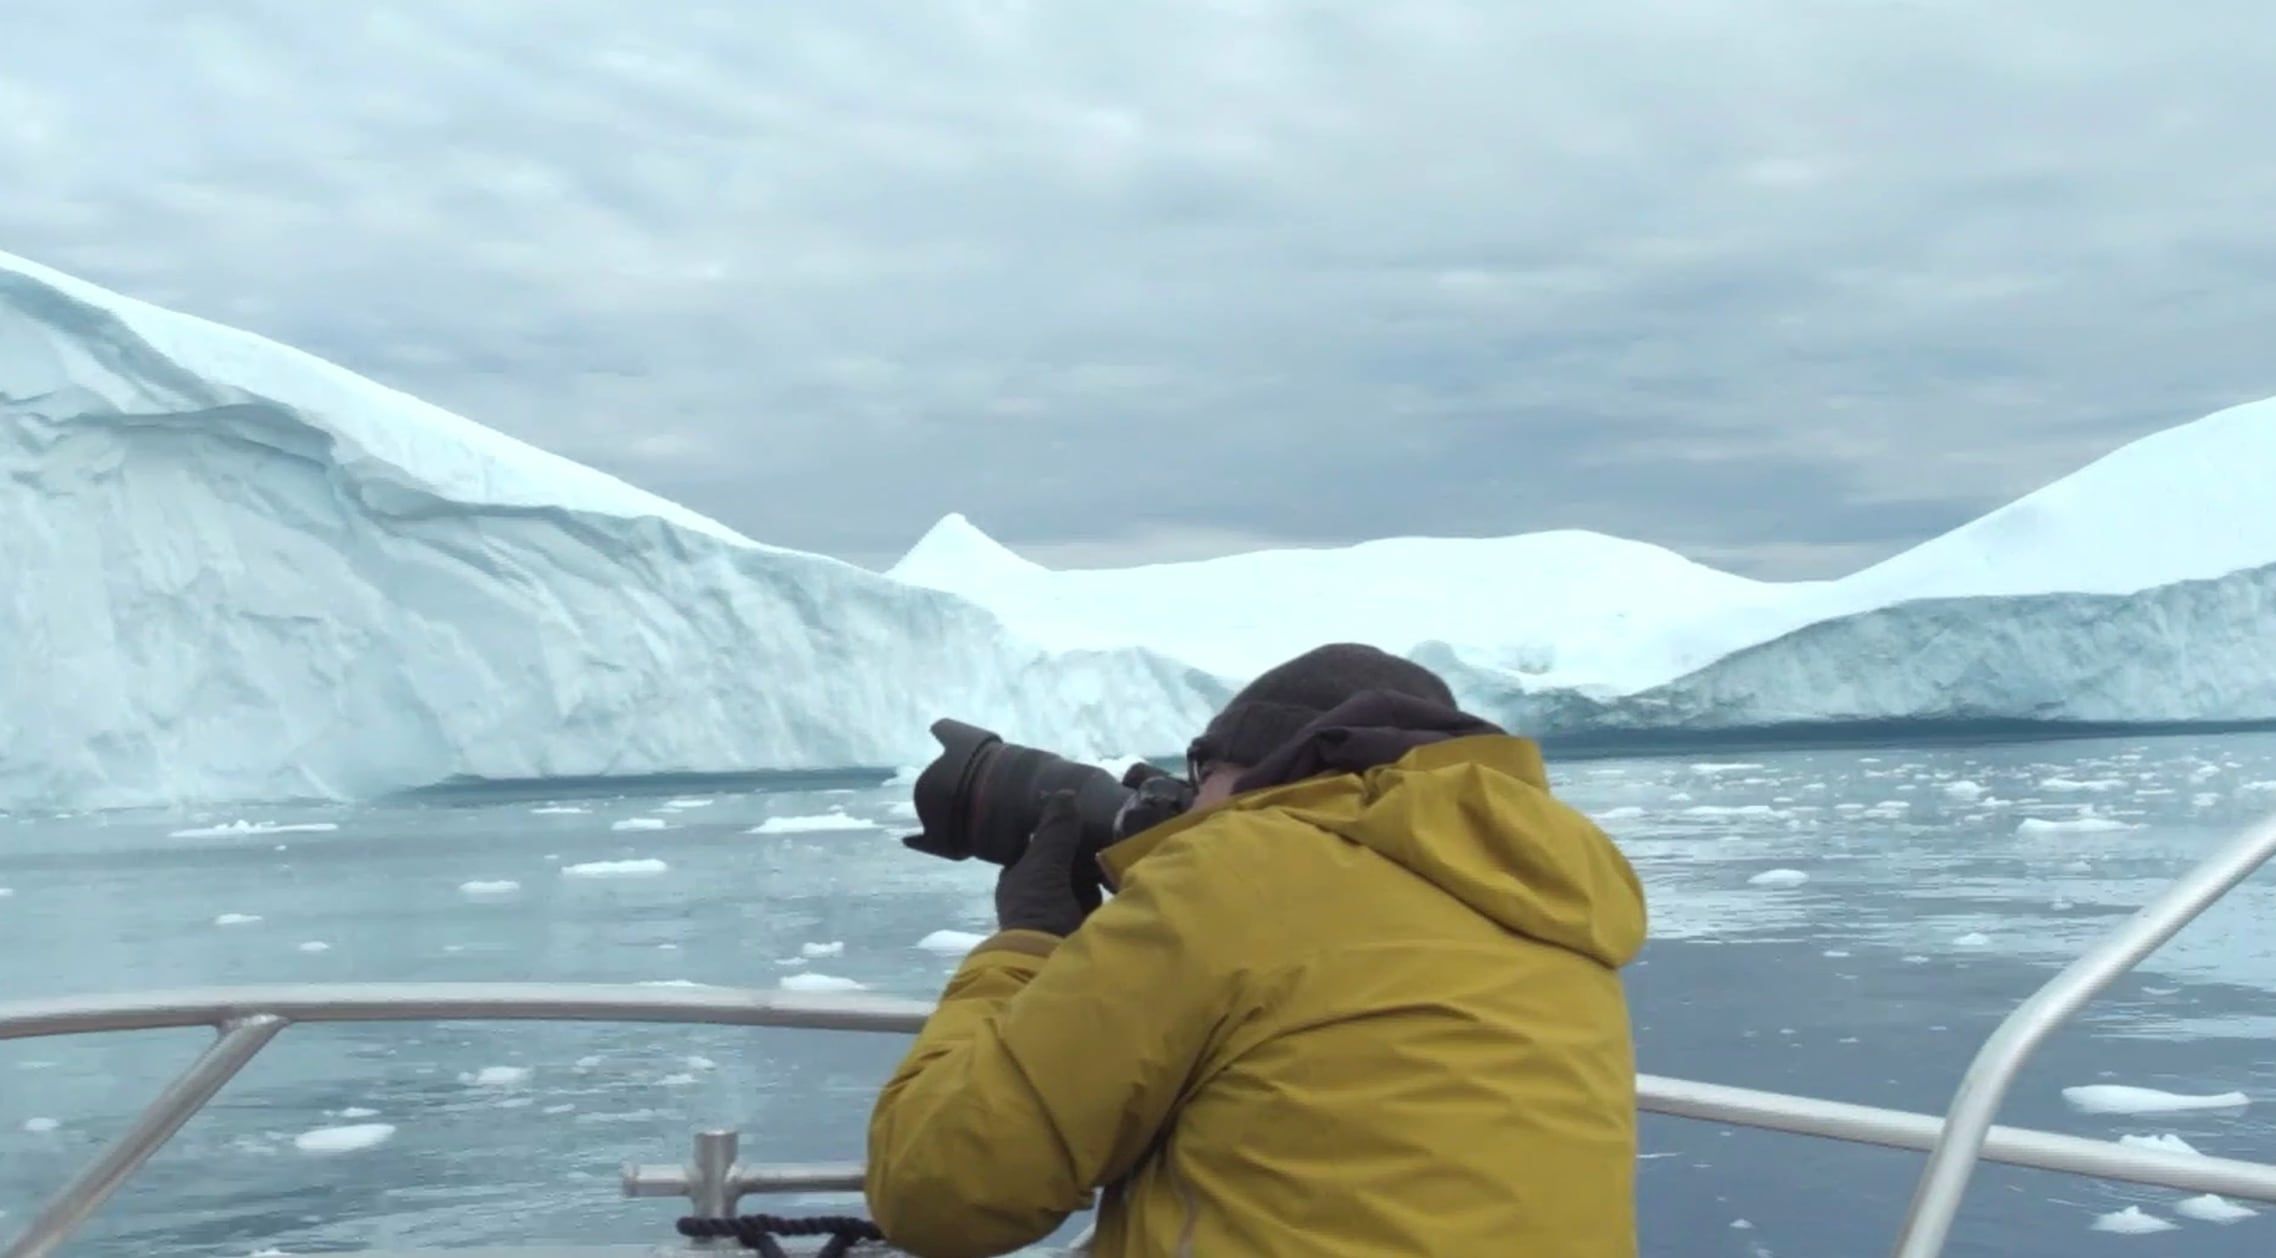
[2042,777,2126,792]
[1729,1218,1753,1229]
[685,1055,717,1071]
[1690,763,1765,775]
[1942,780,1986,800]
[663,798,716,809]
[170,820,338,838]
[23,1117,58,1133]
[2050,897,2074,911]
[2176,1194,2258,1223]
[750,813,878,835]
[776,957,809,967]
[800,941,845,958]
[542,1103,576,1115]
[562,859,668,878]
[296,941,331,953]
[1748,869,1810,888]
[1953,932,1991,947]
[1596,806,1646,821]
[2090,1206,2175,1234]
[780,973,866,993]
[918,930,988,956]
[657,1073,699,1087]
[574,1055,603,1070]
[1822,949,1851,958]
[884,800,919,821]
[293,1123,395,1154]
[611,818,670,832]
[338,1107,380,1119]
[214,913,263,926]
[2242,780,2276,793]
[530,805,590,815]
[1686,804,1780,819]
[459,879,521,896]
[2064,1085,2250,1114]
[461,1066,530,1088]
[1667,792,1694,803]
[0,887,12,897]
[2019,816,2137,836]
[636,979,707,988]
[2118,1133,2202,1156]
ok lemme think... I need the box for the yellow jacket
[868,736,1647,1257]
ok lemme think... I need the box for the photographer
[867,644,1647,1258]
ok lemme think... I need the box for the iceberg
[10,243,2276,814]
[1,251,1226,812]
[896,404,2276,739]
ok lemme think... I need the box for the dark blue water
[4,733,2275,1255]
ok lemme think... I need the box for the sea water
[4,734,2276,1256]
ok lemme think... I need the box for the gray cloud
[5,0,2273,577]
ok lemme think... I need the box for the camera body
[903,719,1196,867]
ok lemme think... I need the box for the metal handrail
[2,814,2272,1257]
[1891,811,2276,1256]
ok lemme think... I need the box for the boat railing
[3,811,2273,1258]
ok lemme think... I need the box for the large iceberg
[8,244,2275,813]
[895,405,2276,736]
[0,251,1227,812]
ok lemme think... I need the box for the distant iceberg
[8,246,2276,813]
[898,405,2276,742]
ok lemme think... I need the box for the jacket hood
[1106,734,1647,969]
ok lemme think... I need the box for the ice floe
[562,859,668,878]
[2018,816,2137,836]
[918,930,988,956]
[2117,1133,2202,1156]
[2090,1206,2175,1233]
[780,973,866,993]
[293,1123,395,1154]
[750,813,879,835]
[2176,1194,2258,1223]
[2063,1085,2250,1114]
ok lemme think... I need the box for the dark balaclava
[1193,643,1459,771]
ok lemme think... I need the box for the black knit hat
[1193,643,1456,770]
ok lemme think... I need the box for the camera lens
[903,719,1135,866]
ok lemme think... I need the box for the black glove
[994,791,1105,937]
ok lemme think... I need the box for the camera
[902,719,1197,866]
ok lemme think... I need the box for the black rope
[678,1213,887,1257]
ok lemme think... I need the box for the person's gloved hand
[994,790,1105,937]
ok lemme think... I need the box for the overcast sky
[6,2,2273,576]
